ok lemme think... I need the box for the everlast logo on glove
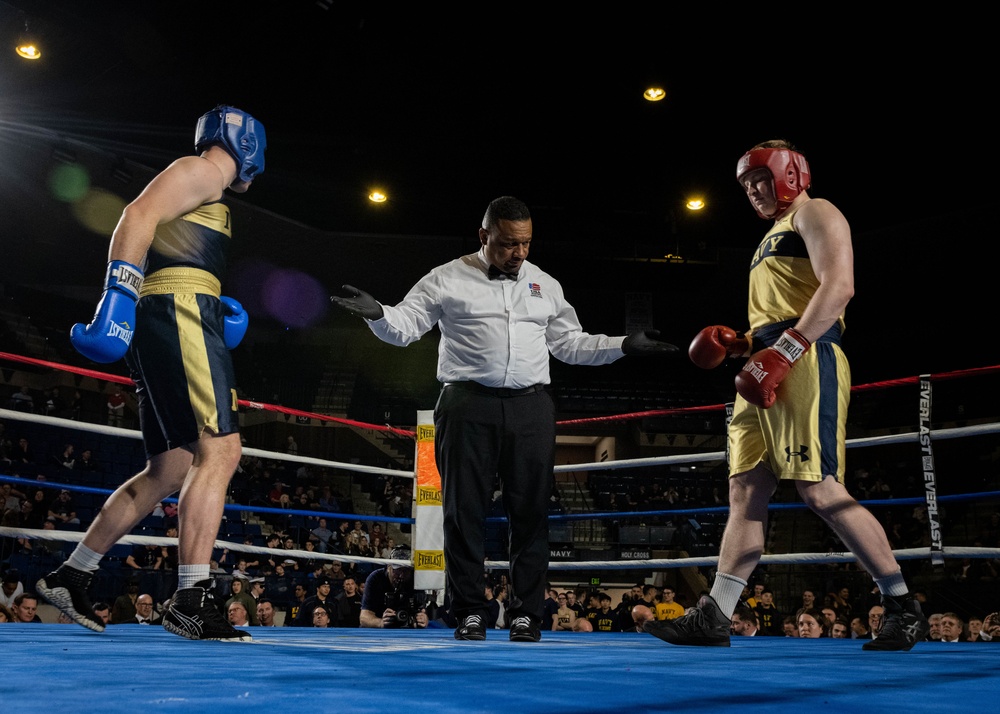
[107,320,134,345]
[772,331,808,362]
[741,360,769,384]
[112,264,144,299]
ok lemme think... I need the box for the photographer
[359,545,429,629]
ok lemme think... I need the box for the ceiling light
[368,190,387,203]
[15,17,41,60]
[643,87,665,102]
[685,198,705,211]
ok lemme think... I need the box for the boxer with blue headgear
[195,105,266,184]
[40,103,269,643]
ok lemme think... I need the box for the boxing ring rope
[2,351,999,577]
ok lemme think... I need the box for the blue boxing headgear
[195,105,266,183]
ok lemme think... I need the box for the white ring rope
[3,412,997,573]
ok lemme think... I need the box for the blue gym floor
[1,624,995,713]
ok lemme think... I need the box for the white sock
[874,570,908,598]
[710,572,748,618]
[65,543,103,573]
[178,564,210,589]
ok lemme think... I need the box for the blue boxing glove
[221,296,248,349]
[70,260,144,363]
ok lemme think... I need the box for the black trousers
[434,383,555,624]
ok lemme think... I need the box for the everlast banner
[918,376,944,566]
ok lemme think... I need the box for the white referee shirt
[366,249,626,388]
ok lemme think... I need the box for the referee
[332,196,676,642]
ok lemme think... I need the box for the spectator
[2,483,25,511]
[583,592,601,630]
[344,520,370,555]
[939,612,964,642]
[753,588,783,636]
[223,577,260,626]
[850,615,870,640]
[745,583,765,609]
[0,603,15,622]
[111,578,141,624]
[541,587,560,631]
[334,576,363,628]
[248,577,266,605]
[106,387,126,427]
[979,612,1000,642]
[292,576,337,627]
[126,543,163,572]
[324,560,348,591]
[230,558,251,580]
[257,598,278,627]
[285,583,308,625]
[797,608,829,638]
[783,615,799,637]
[284,435,298,456]
[731,606,760,636]
[310,517,335,553]
[967,616,985,642]
[129,594,160,625]
[51,443,76,470]
[227,601,252,628]
[310,605,332,628]
[8,386,35,413]
[820,606,838,630]
[20,496,45,530]
[93,601,112,626]
[266,563,293,604]
[553,591,576,631]
[830,618,851,638]
[565,589,585,621]
[1,569,25,609]
[11,437,35,464]
[69,390,84,421]
[45,388,67,418]
[593,593,622,633]
[655,587,685,621]
[47,489,80,526]
[75,448,99,472]
[867,603,886,640]
[11,593,42,622]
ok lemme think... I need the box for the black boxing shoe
[643,594,731,647]
[162,579,251,641]
[863,595,929,651]
[36,565,105,633]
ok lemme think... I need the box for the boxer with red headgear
[736,145,811,219]
[648,139,929,653]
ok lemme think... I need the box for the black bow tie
[488,265,518,281]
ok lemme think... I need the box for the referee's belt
[443,381,548,398]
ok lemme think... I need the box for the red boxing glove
[735,328,811,408]
[688,325,751,369]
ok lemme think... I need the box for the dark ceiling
[1,3,996,385]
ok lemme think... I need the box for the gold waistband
[141,267,221,297]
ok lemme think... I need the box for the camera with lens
[385,589,425,629]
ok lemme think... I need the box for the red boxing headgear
[736,148,811,219]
